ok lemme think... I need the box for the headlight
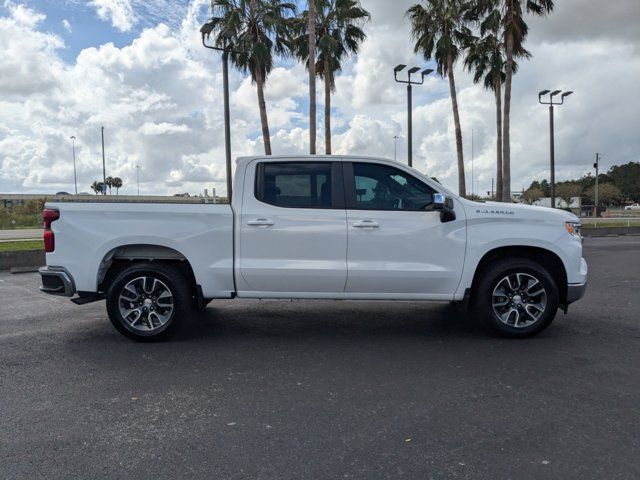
[565,221,582,238]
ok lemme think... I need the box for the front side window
[256,162,332,208]
[352,163,436,211]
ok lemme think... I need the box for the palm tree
[308,0,317,154]
[500,0,554,201]
[91,181,104,195]
[294,0,370,155]
[111,177,123,195]
[105,176,114,195]
[407,0,471,196]
[204,0,296,155]
[464,6,528,202]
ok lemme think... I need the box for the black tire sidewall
[476,259,559,338]
[106,264,187,341]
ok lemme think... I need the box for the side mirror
[433,193,445,210]
[432,194,456,222]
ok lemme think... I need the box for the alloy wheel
[118,276,174,333]
[491,273,547,328]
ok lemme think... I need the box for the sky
[0,0,638,197]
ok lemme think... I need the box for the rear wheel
[106,263,190,341]
[474,258,559,338]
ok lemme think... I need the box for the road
[1,236,639,479]
[0,228,41,241]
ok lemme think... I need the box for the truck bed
[45,202,234,298]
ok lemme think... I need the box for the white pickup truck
[39,155,587,341]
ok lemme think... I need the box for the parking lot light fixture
[538,89,573,208]
[394,65,431,168]
[201,22,236,202]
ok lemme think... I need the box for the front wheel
[106,263,190,341]
[474,258,559,338]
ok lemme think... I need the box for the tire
[105,262,191,341]
[473,258,559,338]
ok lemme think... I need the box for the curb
[0,250,45,271]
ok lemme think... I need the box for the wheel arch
[470,245,568,305]
[97,244,197,294]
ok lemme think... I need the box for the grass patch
[582,220,640,228]
[0,240,44,252]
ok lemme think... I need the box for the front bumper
[39,266,76,297]
[566,281,587,304]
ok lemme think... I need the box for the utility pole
[70,136,78,195]
[491,177,494,200]
[538,89,573,208]
[136,164,140,196]
[201,23,237,202]
[394,65,432,168]
[594,153,600,217]
[101,126,106,195]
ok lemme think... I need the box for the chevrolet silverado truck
[38,155,587,341]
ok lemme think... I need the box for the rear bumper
[39,266,76,297]
[566,281,587,304]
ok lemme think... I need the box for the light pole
[538,89,573,208]
[593,153,600,216]
[136,164,140,196]
[393,135,402,161]
[201,22,235,202]
[70,135,78,195]
[394,65,432,168]
[101,126,107,195]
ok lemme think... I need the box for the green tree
[607,162,640,202]
[91,181,105,195]
[555,182,582,207]
[105,176,114,195]
[111,177,123,195]
[585,183,623,206]
[293,0,370,154]
[407,0,471,196]
[464,4,528,202]
[521,186,543,204]
[202,0,296,155]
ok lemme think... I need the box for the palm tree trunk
[447,55,465,197]
[502,28,513,202]
[324,57,331,155]
[255,68,272,155]
[494,77,503,202]
[308,0,316,154]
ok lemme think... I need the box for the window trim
[343,161,439,212]
[254,161,345,210]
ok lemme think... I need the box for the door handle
[353,220,379,228]
[247,218,274,226]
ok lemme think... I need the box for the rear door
[343,161,466,297]
[238,160,347,295]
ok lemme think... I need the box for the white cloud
[139,122,191,135]
[89,0,136,32]
[62,19,71,33]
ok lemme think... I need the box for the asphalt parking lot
[1,236,639,479]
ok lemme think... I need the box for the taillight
[43,209,60,253]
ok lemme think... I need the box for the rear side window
[256,162,333,208]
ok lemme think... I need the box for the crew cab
[39,155,587,341]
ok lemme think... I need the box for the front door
[343,161,466,297]
[238,160,347,295]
